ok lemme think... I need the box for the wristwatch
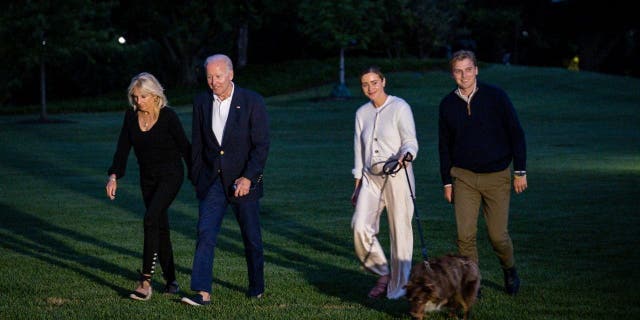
[514,171,526,177]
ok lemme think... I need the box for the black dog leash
[383,153,429,263]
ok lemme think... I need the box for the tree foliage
[0,0,637,108]
[466,4,523,62]
[409,0,467,58]
[112,1,235,86]
[298,0,384,52]
[0,0,115,105]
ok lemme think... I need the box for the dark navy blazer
[191,86,270,201]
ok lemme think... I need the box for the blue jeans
[190,179,264,296]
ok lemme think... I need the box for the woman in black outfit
[105,72,191,301]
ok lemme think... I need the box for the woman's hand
[106,175,117,200]
[351,179,362,207]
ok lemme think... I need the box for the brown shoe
[504,267,520,296]
[367,275,389,299]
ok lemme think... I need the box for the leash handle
[382,152,414,176]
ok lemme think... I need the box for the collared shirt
[212,82,235,144]
[455,85,478,116]
[352,95,419,179]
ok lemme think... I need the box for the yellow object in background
[568,55,580,71]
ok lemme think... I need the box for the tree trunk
[39,47,47,121]
[339,47,345,85]
[330,47,351,98]
[182,57,198,86]
[237,21,249,69]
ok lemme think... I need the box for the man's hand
[514,176,528,194]
[444,185,453,203]
[234,177,252,197]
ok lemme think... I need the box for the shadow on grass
[257,207,411,318]
[164,201,410,317]
[16,118,75,124]
[0,202,133,297]
[1,113,410,317]
[0,124,195,280]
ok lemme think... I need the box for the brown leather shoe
[504,267,520,296]
[367,275,389,299]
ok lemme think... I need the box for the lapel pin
[235,105,241,109]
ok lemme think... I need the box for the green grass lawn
[0,64,639,319]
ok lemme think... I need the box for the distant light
[522,31,529,37]
[42,40,46,46]
[118,36,126,44]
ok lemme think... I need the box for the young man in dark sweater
[438,50,527,296]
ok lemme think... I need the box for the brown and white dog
[404,254,481,320]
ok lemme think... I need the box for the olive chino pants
[451,166,515,269]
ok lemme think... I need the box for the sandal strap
[138,270,152,282]
[130,290,150,299]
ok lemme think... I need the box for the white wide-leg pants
[351,166,414,299]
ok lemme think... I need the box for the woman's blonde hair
[127,72,168,110]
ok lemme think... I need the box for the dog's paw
[423,300,445,312]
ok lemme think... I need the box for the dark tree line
[1,0,637,110]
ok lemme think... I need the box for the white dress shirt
[212,83,235,144]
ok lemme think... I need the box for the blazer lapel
[222,90,241,146]
[202,93,219,147]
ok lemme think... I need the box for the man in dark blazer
[182,54,270,306]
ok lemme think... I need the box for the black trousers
[139,164,184,283]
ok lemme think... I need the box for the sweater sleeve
[397,100,419,160]
[352,110,364,179]
[107,110,133,179]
